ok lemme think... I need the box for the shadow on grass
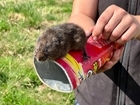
[0,71,8,85]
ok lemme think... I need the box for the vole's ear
[51,37,59,45]
[44,48,48,53]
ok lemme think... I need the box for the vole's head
[34,28,68,62]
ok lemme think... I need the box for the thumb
[85,26,94,37]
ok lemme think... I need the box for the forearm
[68,13,95,32]
[68,0,98,32]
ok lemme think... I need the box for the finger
[102,12,123,39]
[102,30,111,40]
[96,46,124,73]
[109,16,131,42]
[86,26,94,36]
[92,8,114,37]
[116,23,138,44]
[96,61,114,73]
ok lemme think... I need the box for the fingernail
[86,31,91,36]
[93,36,98,40]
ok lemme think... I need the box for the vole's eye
[44,48,48,52]
[44,45,50,52]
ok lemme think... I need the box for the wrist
[134,15,140,24]
[133,15,140,40]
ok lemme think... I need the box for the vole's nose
[38,56,47,61]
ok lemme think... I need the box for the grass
[0,0,75,105]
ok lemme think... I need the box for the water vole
[34,23,90,62]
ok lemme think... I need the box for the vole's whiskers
[46,60,50,69]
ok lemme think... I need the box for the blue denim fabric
[74,99,80,105]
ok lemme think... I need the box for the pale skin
[69,0,140,73]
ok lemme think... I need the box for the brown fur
[34,23,87,62]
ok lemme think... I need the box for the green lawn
[0,0,74,105]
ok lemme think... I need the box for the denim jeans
[74,99,80,105]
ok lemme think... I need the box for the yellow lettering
[93,62,98,72]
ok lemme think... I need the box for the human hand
[92,5,140,45]
[86,26,124,73]
[96,45,124,73]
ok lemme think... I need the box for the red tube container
[34,37,116,93]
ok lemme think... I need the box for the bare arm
[68,0,98,31]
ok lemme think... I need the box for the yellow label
[63,54,84,81]
[92,61,98,72]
